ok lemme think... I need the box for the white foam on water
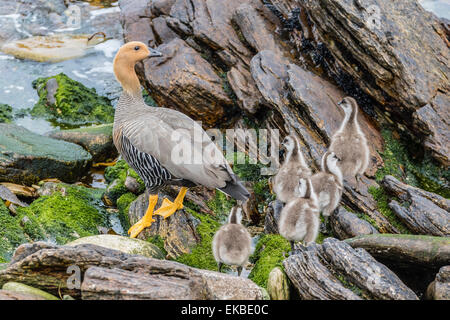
[94,39,121,58]
[72,70,88,79]
[86,61,113,74]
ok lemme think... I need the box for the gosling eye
[134,46,140,51]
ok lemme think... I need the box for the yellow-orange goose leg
[154,187,187,219]
[128,194,158,238]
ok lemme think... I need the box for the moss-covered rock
[175,208,222,271]
[30,73,114,126]
[376,129,449,198]
[0,104,13,123]
[104,160,145,205]
[369,128,449,234]
[116,192,136,231]
[0,123,92,185]
[248,234,291,289]
[16,183,109,244]
[48,124,117,162]
[0,200,28,263]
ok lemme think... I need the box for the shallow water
[0,1,122,135]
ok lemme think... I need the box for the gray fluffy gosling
[212,206,252,276]
[311,151,343,227]
[329,97,369,191]
[273,134,312,203]
[278,178,320,251]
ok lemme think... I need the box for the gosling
[329,97,369,191]
[278,178,320,251]
[212,206,252,276]
[273,134,312,203]
[311,151,343,228]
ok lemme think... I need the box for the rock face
[330,208,379,240]
[426,266,450,300]
[381,175,450,236]
[300,0,449,165]
[141,38,234,126]
[283,238,418,300]
[117,0,450,235]
[48,124,117,162]
[128,192,200,259]
[0,242,264,300]
[67,235,165,259]
[0,124,92,184]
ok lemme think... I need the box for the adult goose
[113,42,250,238]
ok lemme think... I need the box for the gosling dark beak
[148,47,162,58]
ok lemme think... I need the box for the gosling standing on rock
[311,151,343,227]
[212,206,252,276]
[273,134,312,203]
[329,97,369,190]
[278,178,320,251]
[112,42,250,238]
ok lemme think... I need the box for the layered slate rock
[426,266,450,300]
[250,50,393,233]
[141,38,233,126]
[330,208,379,240]
[0,124,92,184]
[283,238,418,300]
[346,234,450,295]
[67,235,165,260]
[300,0,450,165]
[0,242,264,300]
[381,175,450,236]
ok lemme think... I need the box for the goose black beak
[147,47,163,58]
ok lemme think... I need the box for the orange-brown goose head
[113,41,162,96]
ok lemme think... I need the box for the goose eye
[134,46,140,51]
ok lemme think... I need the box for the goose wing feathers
[121,107,233,189]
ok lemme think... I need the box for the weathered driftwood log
[0,242,264,300]
[381,175,449,236]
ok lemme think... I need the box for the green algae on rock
[0,124,92,185]
[16,183,109,244]
[48,123,117,162]
[116,192,136,231]
[31,73,114,126]
[248,234,291,289]
[104,160,145,205]
[0,104,13,123]
[67,234,164,259]
[175,208,222,271]
[2,282,59,300]
[0,200,28,263]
